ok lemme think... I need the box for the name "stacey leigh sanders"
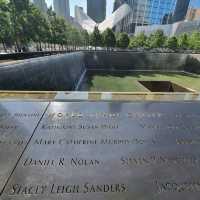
[9,183,128,195]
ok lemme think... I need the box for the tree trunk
[47,43,50,51]
[44,43,47,51]
[36,43,39,51]
[39,42,42,51]
[2,41,7,53]
[15,41,21,52]
[14,43,18,52]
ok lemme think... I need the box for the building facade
[186,8,200,21]
[113,0,190,33]
[33,0,48,13]
[53,0,70,21]
[75,4,131,33]
[87,0,106,23]
[135,20,200,37]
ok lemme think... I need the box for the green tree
[0,0,12,52]
[47,7,57,50]
[68,27,82,50]
[116,32,130,49]
[165,36,178,50]
[9,0,31,51]
[103,28,116,50]
[0,0,86,53]
[188,31,200,50]
[55,17,69,49]
[178,33,189,49]
[27,4,50,51]
[81,30,90,49]
[47,6,84,51]
[90,26,103,50]
[147,30,166,48]
[129,32,147,48]
[47,8,69,50]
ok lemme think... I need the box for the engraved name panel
[1,102,200,200]
[0,102,48,192]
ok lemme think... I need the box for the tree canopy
[188,31,200,50]
[147,30,166,48]
[165,36,178,50]
[129,32,147,48]
[90,26,103,50]
[0,0,87,52]
[103,28,116,49]
[178,33,189,49]
[0,0,12,51]
[116,33,129,49]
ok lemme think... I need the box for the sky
[192,0,200,8]
[46,0,114,18]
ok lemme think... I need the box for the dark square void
[138,81,192,92]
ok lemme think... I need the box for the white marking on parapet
[55,91,67,100]
[65,92,89,100]
[101,92,113,100]
[197,94,200,100]
[55,92,89,100]
[184,93,191,101]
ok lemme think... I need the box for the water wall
[0,52,85,91]
[85,51,187,71]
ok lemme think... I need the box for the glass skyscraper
[113,0,190,33]
[53,0,70,21]
[173,0,191,22]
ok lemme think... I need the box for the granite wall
[0,52,85,91]
[184,54,200,74]
[84,51,187,71]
